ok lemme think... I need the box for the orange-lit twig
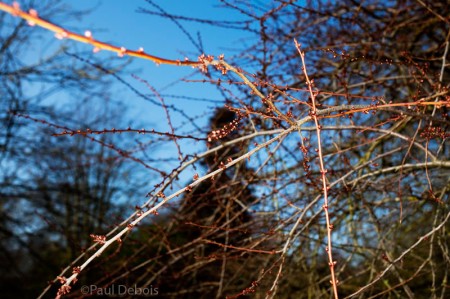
[295,39,339,299]
[0,1,202,66]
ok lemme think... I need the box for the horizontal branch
[0,1,201,66]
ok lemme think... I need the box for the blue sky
[46,1,258,198]
[3,0,268,202]
[63,0,253,127]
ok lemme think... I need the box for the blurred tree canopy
[0,1,146,297]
